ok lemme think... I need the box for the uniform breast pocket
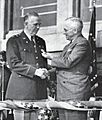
[20,48,32,62]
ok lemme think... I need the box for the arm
[51,41,89,69]
[42,40,89,69]
[6,37,48,79]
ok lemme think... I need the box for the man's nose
[36,24,41,29]
[36,25,40,29]
[63,31,66,35]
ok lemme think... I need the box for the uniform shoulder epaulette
[36,35,40,39]
[36,35,44,41]
[11,34,20,39]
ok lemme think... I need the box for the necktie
[31,36,36,47]
[31,36,34,43]
[31,36,33,40]
[31,36,37,52]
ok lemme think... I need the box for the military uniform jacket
[51,34,92,101]
[6,31,47,100]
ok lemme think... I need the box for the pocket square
[67,48,72,52]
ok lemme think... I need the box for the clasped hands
[35,49,53,79]
[35,68,49,79]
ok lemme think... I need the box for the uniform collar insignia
[67,48,72,52]
[23,37,26,39]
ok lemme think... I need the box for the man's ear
[24,21,28,26]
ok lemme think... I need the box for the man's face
[63,28,74,41]
[63,22,77,41]
[25,16,41,36]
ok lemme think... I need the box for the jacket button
[26,41,28,43]
[35,50,37,53]
[18,75,22,77]
[24,49,26,51]
[36,63,39,68]
[36,56,38,59]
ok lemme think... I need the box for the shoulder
[10,33,20,39]
[75,35,92,51]
[36,35,45,42]
[77,35,89,45]
[35,35,46,45]
[8,34,20,41]
[7,33,21,46]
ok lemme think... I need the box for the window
[13,0,57,29]
[81,0,102,22]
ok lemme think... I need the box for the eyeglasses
[64,28,73,33]
[33,23,41,26]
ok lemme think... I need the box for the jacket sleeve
[6,37,36,78]
[51,40,89,69]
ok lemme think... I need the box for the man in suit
[42,17,92,120]
[6,11,48,120]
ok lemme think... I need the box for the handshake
[35,68,49,79]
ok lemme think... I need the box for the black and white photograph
[0,0,102,120]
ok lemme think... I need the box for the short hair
[65,17,83,33]
[24,11,39,22]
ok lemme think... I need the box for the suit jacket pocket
[19,48,33,63]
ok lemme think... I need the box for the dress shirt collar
[71,33,81,43]
[24,29,31,41]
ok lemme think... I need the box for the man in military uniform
[6,11,48,120]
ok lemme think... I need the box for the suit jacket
[6,31,47,100]
[51,34,92,101]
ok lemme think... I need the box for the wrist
[49,55,53,60]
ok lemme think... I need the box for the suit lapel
[61,35,80,57]
[68,36,78,50]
